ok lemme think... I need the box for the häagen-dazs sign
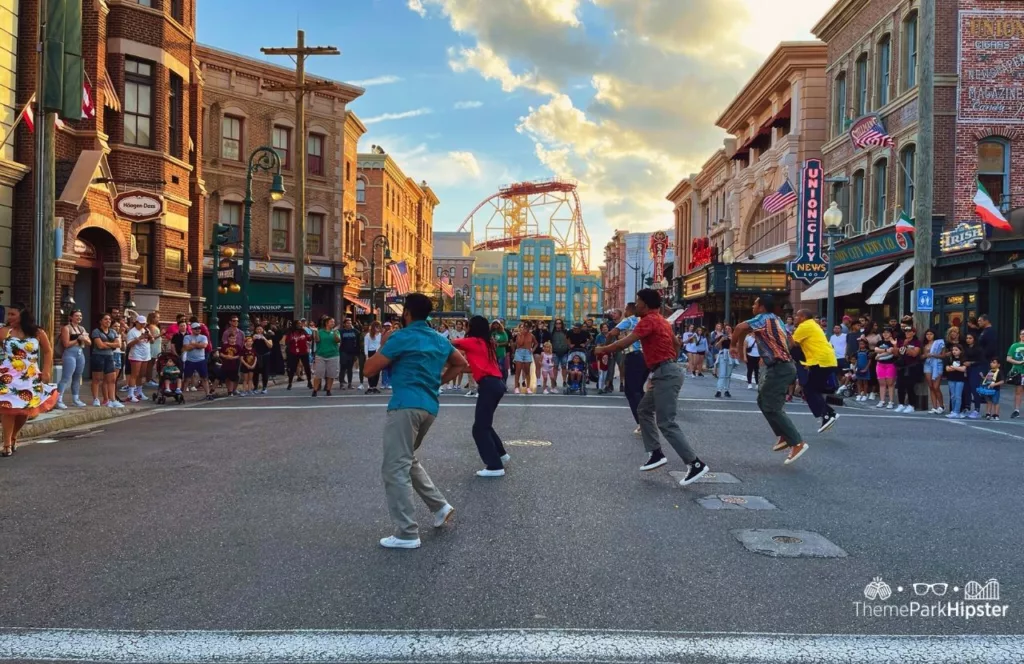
[115,190,165,221]
[958,11,1024,124]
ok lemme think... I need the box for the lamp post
[242,146,286,334]
[368,234,391,322]
[722,248,734,327]
[823,201,846,332]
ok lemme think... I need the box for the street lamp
[722,248,734,326]
[823,201,845,332]
[241,146,286,334]
[368,234,391,321]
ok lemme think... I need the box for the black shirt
[964,343,985,368]
[944,356,967,382]
[978,327,998,362]
[567,329,590,350]
[171,331,185,357]
[339,328,359,354]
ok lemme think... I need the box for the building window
[852,170,865,234]
[271,209,291,252]
[134,224,152,286]
[221,116,242,161]
[170,0,183,21]
[220,201,242,243]
[356,178,366,203]
[346,162,351,181]
[272,126,291,169]
[978,137,1010,212]
[833,71,847,136]
[873,159,889,226]
[168,73,183,159]
[876,35,891,107]
[308,134,324,176]
[900,145,916,215]
[164,247,184,272]
[463,266,469,278]
[135,0,152,6]
[437,266,442,277]
[307,213,324,255]
[855,54,868,116]
[904,12,918,90]
[124,58,153,148]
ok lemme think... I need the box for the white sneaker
[514,388,521,394]
[887,402,896,410]
[500,454,511,464]
[128,396,140,403]
[876,401,887,409]
[433,503,455,528]
[106,400,125,409]
[379,536,421,549]
[476,468,506,477]
[56,400,67,410]
[634,425,642,436]
[92,398,102,407]
[946,412,960,419]
[747,383,754,390]
[73,399,87,407]
[869,392,877,400]
[934,407,944,415]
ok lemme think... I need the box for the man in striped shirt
[730,295,808,464]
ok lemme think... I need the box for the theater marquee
[958,11,1024,124]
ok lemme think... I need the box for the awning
[800,263,892,300]
[866,258,914,305]
[202,278,309,313]
[388,303,404,315]
[344,295,371,312]
[671,303,703,322]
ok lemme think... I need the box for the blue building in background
[471,238,602,325]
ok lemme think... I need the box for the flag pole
[0,96,34,150]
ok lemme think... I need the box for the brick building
[432,231,474,311]
[14,0,204,329]
[0,0,29,310]
[813,0,1024,349]
[356,144,438,317]
[197,44,364,325]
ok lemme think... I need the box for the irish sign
[115,190,164,222]
[958,12,1024,124]
[787,159,827,285]
[940,222,986,253]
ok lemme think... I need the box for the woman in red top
[452,315,510,477]
[285,319,312,390]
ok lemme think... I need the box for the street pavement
[2,372,1024,663]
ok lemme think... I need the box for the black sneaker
[714,391,722,398]
[639,450,667,471]
[724,391,732,398]
[985,413,992,420]
[1013,410,1020,419]
[326,390,332,397]
[817,412,839,433]
[993,415,1000,421]
[311,390,318,398]
[678,459,709,486]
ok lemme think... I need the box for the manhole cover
[696,495,777,511]
[772,535,803,544]
[721,496,747,505]
[733,529,847,558]
[506,440,552,447]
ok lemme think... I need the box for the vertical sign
[649,231,671,285]
[787,159,828,285]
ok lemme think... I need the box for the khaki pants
[382,409,448,540]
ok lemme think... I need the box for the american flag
[852,120,894,149]
[388,260,411,295]
[437,276,454,299]
[762,181,798,214]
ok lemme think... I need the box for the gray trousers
[637,361,698,464]
[382,409,448,540]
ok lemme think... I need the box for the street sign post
[914,288,934,313]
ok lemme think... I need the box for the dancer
[363,293,468,550]
[596,289,710,486]
[451,315,510,477]
[605,302,647,435]
[792,309,839,433]
[730,295,808,464]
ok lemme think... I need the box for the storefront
[680,262,790,327]
[202,258,338,327]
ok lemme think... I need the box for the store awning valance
[202,278,309,313]
[800,263,892,300]
[387,303,404,315]
[866,258,914,305]
[344,295,371,312]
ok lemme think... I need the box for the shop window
[873,159,889,226]
[855,54,868,115]
[833,71,847,137]
[308,134,324,176]
[852,170,865,234]
[272,126,291,169]
[164,247,184,272]
[876,35,891,107]
[307,213,324,256]
[124,58,153,148]
[134,224,152,287]
[221,115,242,161]
[271,209,290,252]
[220,201,242,243]
[903,12,918,90]
[169,73,183,158]
[900,145,916,215]
[978,137,1010,212]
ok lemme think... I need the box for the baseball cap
[384,322,392,327]
[135,315,147,324]
[190,322,201,329]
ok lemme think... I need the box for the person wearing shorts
[182,323,213,400]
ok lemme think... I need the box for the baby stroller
[152,352,185,405]
[563,350,589,396]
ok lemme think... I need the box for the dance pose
[452,315,510,477]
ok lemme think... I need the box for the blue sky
[198,0,831,264]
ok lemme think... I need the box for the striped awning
[344,295,372,312]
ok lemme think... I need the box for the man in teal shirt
[364,293,469,549]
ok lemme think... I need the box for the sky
[198,0,835,266]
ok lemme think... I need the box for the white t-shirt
[830,333,848,359]
[365,332,382,355]
[745,334,760,358]
[127,327,152,362]
[183,334,208,363]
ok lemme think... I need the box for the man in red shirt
[596,289,709,486]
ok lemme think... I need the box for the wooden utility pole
[913,0,935,333]
[261,30,339,321]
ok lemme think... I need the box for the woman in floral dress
[0,304,58,456]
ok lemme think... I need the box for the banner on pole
[787,159,828,285]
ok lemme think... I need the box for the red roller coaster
[456,178,591,272]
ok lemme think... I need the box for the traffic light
[213,223,232,247]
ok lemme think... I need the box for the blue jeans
[715,353,733,392]
[58,346,86,401]
[967,366,985,411]
[623,352,650,424]
[948,380,964,414]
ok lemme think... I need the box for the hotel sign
[787,159,828,285]
[940,222,986,253]
[958,12,1024,124]
[650,231,671,284]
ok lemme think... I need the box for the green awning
[203,278,310,313]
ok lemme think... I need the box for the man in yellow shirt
[792,309,839,433]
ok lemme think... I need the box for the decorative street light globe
[823,201,844,231]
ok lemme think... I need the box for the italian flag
[895,210,914,234]
[974,180,1012,231]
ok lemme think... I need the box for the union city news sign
[115,190,165,222]
[787,159,827,285]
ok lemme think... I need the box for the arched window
[873,158,889,226]
[833,72,847,136]
[852,170,865,234]
[978,137,1010,212]
[903,12,918,90]
[876,35,892,107]
[855,54,869,115]
[356,178,366,204]
[900,145,916,215]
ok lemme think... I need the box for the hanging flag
[22,99,34,133]
[762,181,798,214]
[437,276,454,299]
[974,181,1012,231]
[81,78,95,119]
[894,211,915,234]
[388,260,412,295]
[851,119,894,149]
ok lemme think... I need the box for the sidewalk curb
[20,405,147,439]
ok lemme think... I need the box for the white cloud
[349,75,403,87]
[363,136,506,189]
[448,151,482,178]
[362,108,433,125]
[407,0,427,17]
[454,100,484,109]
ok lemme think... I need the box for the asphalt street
[2,373,1023,662]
